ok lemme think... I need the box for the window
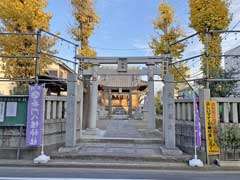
[48,70,58,77]
[59,71,64,78]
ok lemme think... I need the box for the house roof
[99,75,142,88]
[37,75,67,92]
[52,59,75,73]
[98,66,147,89]
[225,45,240,55]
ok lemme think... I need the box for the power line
[89,33,202,52]
[190,71,203,78]
[223,20,240,39]
[90,46,151,51]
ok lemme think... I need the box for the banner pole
[33,84,50,164]
[193,94,197,159]
[41,83,46,155]
[189,91,203,167]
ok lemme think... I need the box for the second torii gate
[78,56,164,130]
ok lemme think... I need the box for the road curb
[0,160,240,171]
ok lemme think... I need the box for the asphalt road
[0,167,239,180]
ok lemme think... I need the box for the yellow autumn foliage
[189,0,231,78]
[150,2,189,88]
[70,0,99,57]
[0,0,57,83]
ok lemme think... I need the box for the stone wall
[0,96,68,159]
[175,96,240,161]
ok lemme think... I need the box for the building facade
[224,45,240,94]
[0,59,73,95]
[98,67,147,118]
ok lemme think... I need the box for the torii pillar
[160,73,182,155]
[88,64,99,129]
[147,63,156,129]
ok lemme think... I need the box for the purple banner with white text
[26,85,44,147]
[194,95,201,148]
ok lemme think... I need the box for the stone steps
[52,138,190,163]
[52,120,190,163]
[51,153,191,163]
[79,137,163,144]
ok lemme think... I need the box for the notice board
[0,96,28,126]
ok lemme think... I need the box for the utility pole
[35,29,41,85]
[205,29,209,89]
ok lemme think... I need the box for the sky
[45,0,240,89]
[46,0,240,55]
[46,0,190,57]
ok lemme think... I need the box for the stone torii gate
[65,56,181,155]
[80,56,162,130]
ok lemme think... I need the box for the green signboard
[0,96,28,126]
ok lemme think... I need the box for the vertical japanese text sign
[204,100,220,155]
[26,85,44,147]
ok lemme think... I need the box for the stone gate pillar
[147,63,156,129]
[161,74,182,155]
[163,74,175,148]
[128,90,133,118]
[88,64,99,129]
[79,81,84,136]
[65,74,78,147]
[108,88,112,118]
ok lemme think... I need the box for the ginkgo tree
[70,0,99,57]
[189,0,231,78]
[0,0,57,85]
[150,2,189,89]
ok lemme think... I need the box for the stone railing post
[223,103,230,123]
[65,74,78,147]
[232,103,238,123]
[187,102,192,121]
[176,102,181,121]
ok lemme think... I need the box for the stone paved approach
[103,120,142,138]
[55,120,190,162]
[73,120,160,157]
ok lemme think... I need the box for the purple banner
[194,95,201,148]
[26,85,44,147]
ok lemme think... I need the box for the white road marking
[0,178,151,180]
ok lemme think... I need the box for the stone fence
[175,99,202,154]
[175,97,240,160]
[0,96,68,159]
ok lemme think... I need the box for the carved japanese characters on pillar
[163,74,176,149]
[162,54,169,76]
[167,91,174,131]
